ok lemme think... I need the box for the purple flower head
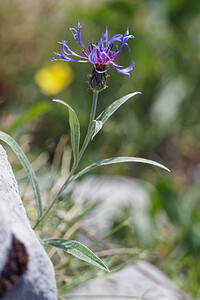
[53,22,134,79]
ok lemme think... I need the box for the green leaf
[71,156,170,181]
[0,131,42,219]
[91,120,103,139]
[53,99,80,166]
[91,91,141,138]
[42,238,109,272]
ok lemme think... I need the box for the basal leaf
[0,131,42,219]
[53,99,80,166]
[42,238,109,272]
[71,156,170,181]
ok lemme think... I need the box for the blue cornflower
[53,22,134,80]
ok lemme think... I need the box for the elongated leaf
[42,238,109,272]
[91,92,141,138]
[53,99,80,166]
[71,156,170,181]
[0,131,42,219]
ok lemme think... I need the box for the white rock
[68,261,188,300]
[67,177,189,300]
[0,145,57,300]
[67,175,153,244]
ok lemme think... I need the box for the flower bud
[89,67,107,92]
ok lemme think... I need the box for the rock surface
[68,260,190,300]
[67,175,153,244]
[0,145,57,300]
[67,176,190,300]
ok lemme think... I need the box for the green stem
[33,91,99,230]
[33,161,77,230]
[33,197,56,230]
[78,91,99,162]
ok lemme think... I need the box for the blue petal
[97,26,109,51]
[59,41,86,59]
[100,48,111,63]
[52,52,88,63]
[98,37,104,51]
[88,48,96,64]
[109,34,123,44]
[113,28,134,57]
[112,61,135,79]
[105,27,108,46]
[69,21,88,53]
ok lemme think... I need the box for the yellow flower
[35,63,73,95]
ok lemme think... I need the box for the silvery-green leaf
[97,91,141,124]
[0,131,42,219]
[71,156,170,181]
[91,120,103,139]
[90,91,141,139]
[53,99,80,166]
[42,238,109,272]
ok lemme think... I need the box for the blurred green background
[0,0,200,298]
